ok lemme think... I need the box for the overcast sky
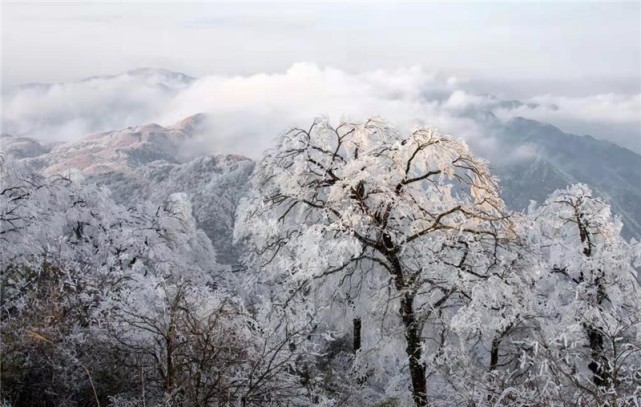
[3,2,640,95]
[2,2,640,154]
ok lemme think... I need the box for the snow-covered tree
[1,156,143,405]
[529,184,641,405]
[1,156,307,406]
[235,118,520,406]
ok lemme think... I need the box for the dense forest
[1,119,640,406]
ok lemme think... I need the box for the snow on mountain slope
[5,113,640,262]
[0,133,52,159]
[29,123,185,176]
[138,155,254,264]
[20,113,212,174]
[12,115,253,265]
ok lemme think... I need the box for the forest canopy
[1,118,640,407]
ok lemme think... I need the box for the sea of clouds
[2,63,639,159]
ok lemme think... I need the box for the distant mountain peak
[119,67,196,84]
[497,117,641,239]
[79,68,196,90]
[6,68,196,94]
[170,113,209,134]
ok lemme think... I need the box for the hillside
[4,114,640,266]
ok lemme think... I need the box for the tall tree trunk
[489,337,500,371]
[388,253,428,407]
[353,317,362,352]
[577,219,611,389]
[489,323,513,371]
[587,324,608,387]
[400,292,428,407]
[165,334,174,395]
[587,276,610,388]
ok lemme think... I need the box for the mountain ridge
[4,113,640,256]
[4,68,196,93]
[492,117,641,238]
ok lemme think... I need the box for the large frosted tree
[236,118,517,406]
[528,184,641,405]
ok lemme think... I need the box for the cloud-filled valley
[2,63,639,160]
[3,65,641,241]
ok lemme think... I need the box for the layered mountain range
[3,112,641,265]
[2,69,640,261]
[2,115,254,265]
[493,118,641,239]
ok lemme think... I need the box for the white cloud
[1,71,186,141]
[2,63,640,161]
[494,93,641,152]
[495,93,641,125]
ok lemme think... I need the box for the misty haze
[1,2,640,407]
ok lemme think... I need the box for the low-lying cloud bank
[2,63,639,159]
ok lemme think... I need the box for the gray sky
[1,1,640,154]
[2,2,640,95]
